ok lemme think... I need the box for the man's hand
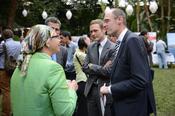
[100,83,110,95]
[88,63,93,69]
[103,60,112,68]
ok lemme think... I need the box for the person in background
[45,17,68,69]
[156,39,168,69]
[18,28,30,43]
[60,31,77,80]
[83,34,91,46]
[139,30,153,66]
[0,28,21,116]
[100,8,156,116]
[10,24,78,116]
[73,36,90,116]
[108,34,116,43]
[13,28,22,41]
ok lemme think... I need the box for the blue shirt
[0,38,21,69]
[65,41,77,72]
[51,54,57,61]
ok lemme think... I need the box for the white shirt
[156,40,167,52]
[99,37,108,58]
[116,28,128,46]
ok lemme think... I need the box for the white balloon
[101,0,109,4]
[66,10,72,20]
[42,10,48,19]
[22,9,28,17]
[105,6,110,13]
[149,1,158,13]
[119,0,126,8]
[125,4,133,16]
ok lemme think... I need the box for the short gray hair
[45,17,61,27]
[111,8,127,25]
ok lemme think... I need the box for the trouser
[87,85,112,116]
[0,70,11,116]
[148,54,153,67]
[157,52,168,69]
[75,81,88,116]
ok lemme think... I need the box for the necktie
[113,40,121,57]
[97,42,101,64]
[97,42,100,57]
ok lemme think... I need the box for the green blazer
[11,52,77,116]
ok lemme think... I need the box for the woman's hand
[67,80,78,91]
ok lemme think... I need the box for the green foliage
[0,0,11,27]
[1,0,175,37]
[128,15,137,32]
[57,3,102,35]
[15,0,60,27]
[14,0,102,35]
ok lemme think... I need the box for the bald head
[103,8,127,37]
[110,8,126,25]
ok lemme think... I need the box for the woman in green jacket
[10,24,78,116]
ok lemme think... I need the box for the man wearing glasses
[45,17,68,69]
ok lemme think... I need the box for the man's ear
[118,16,123,24]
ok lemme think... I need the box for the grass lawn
[0,68,175,116]
[153,68,175,116]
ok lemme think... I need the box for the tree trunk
[136,0,140,32]
[167,0,171,32]
[144,0,153,31]
[7,0,17,28]
[114,0,118,7]
[159,0,166,39]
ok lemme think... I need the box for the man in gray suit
[45,17,67,69]
[82,19,115,116]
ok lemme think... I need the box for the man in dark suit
[82,19,114,116]
[100,8,156,116]
[45,17,68,69]
[55,46,67,69]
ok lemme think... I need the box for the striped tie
[114,40,121,57]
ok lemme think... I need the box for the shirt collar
[5,38,13,42]
[99,37,107,47]
[116,28,128,43]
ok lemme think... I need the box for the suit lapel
[116,31,131,61]
[99,40,110,64]
[94,42,100,64]
[111,31,131,76]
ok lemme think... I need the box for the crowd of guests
[0,7,166,116]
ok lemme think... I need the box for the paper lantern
[22,9,28,17]
[66,10,72,20]
[125,4,133,16]
[149,1,158,13]
[42,10,48,19]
